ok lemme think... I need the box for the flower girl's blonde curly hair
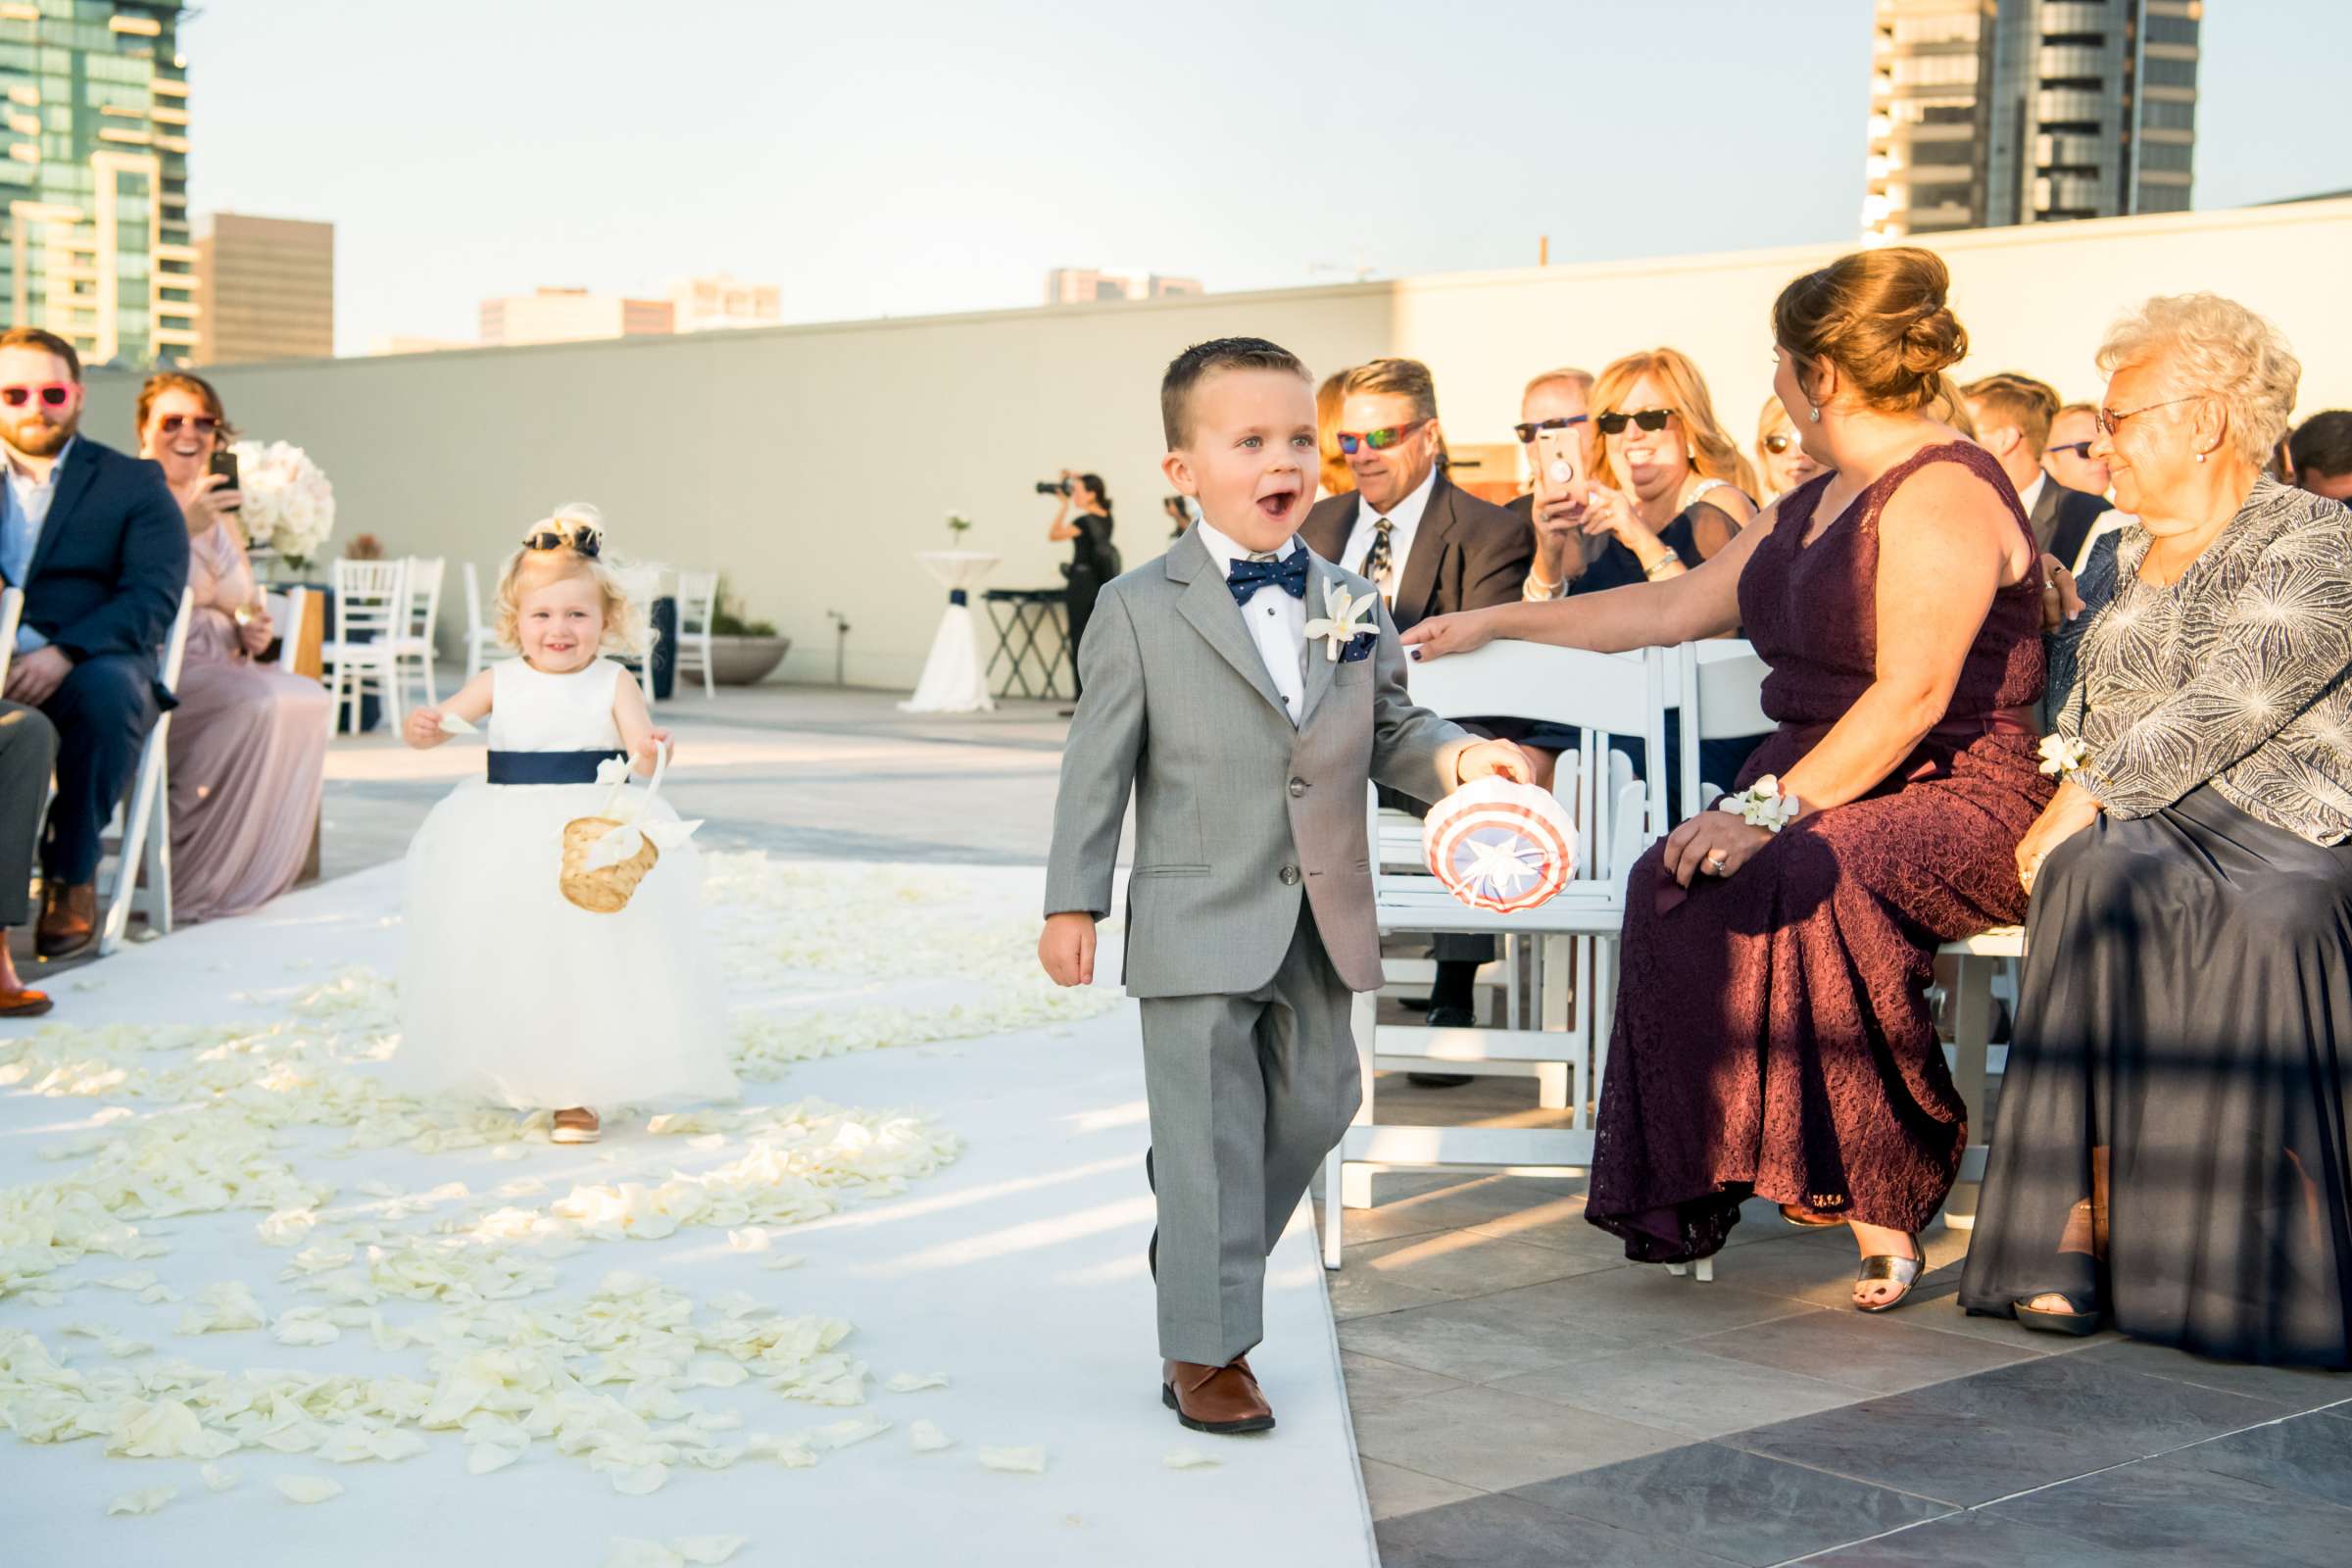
[494,503,656,657]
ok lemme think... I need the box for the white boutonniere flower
[1717,774,1801,831]
[2037,735,2089,777]
[1302,580,1377,662]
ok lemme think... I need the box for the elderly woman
[1959,298,2352,1367]
[137,373,332,922]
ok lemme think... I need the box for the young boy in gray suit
[1040,338,1533,1434]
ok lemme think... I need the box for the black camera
[1036,479,1071,496]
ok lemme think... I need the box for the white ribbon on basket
[579,738,704,872]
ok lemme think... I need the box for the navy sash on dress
[485,749,626,785]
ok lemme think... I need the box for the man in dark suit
[0,326,189,958]
[1963,372,2111,568]
[1302,358,1532,1080]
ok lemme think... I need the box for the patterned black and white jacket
[2048,478,2352,846]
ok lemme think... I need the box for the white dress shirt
[1197,518,1306,726]
[2017,468,2048,521]
[2,435,75,653]
[1338,465,1438,606]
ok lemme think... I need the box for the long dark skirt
[1958,785,2352,1368]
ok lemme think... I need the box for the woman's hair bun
[1772,246,1969,414]
[1898,304,1966,376]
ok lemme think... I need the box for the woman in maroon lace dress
[1404,249,2054,1308]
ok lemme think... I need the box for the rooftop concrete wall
[85,198,2352,691]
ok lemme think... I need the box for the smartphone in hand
[209,446,241,508]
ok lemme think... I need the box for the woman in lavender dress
[137,373,331,922]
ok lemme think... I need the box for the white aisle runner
[0,863,1374,1568]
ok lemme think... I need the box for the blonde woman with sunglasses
[392,508,737,1146]
[1573,349,1759,590]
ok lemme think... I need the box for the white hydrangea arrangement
[228,439,337,566]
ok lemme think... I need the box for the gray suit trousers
[1139,904,1360,1365]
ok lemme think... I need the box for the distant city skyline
[176,1,2352,359]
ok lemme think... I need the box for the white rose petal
[107,1486,178,1516]
[273,1475,344,1504]
[809,1414,890,1449]
[1163,1446,1221,1470]
[908,1419,955,1453]
[673,1539,749,1566]
[884,1371,950,1393]
[723,1227,768,1252]
[201,1462,240,1492]
[605,1543,683,1568]
[978,1445,1047,1474]
[467,1443,524,1474]
[610,1462,670,1495]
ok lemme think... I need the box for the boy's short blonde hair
[493,503,654,656]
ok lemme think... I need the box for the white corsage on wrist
[2037,735,2089,777]
[1717,775,1800,832]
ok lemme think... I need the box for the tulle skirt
[393,779,739,1111]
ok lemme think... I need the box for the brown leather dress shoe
[36,882,96,960]
[1161,1356,1275,1435]
[0,987,52,1018]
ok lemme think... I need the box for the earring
[1686,447,1696,462]
[1807,405,1821,423]
[2195,452,2206,464]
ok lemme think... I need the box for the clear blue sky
[182,0,2352,357]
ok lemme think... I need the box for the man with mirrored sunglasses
[0,325,188,961]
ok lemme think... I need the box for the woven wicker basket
[560,815,660,913]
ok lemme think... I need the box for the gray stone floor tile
[1988,1452,2352,1567]
[1338,1350,1471,1412]
[1492,1345,1870,1440]
[2171,1411,2352,1509]
[1349,1383,1685,1492]
[1323,1230,1592,1322]
[1684,1305,2040,1396]
[1511,1441,1953,1567]
[1336,1285,1651,1384]
[1495,1261,1827,1347]
[2068,1337,2352,1409]
[1873,1351,2298,1455]
[1726,1394,2149,1507]
[1798,1510,2142,1567]
[1356,1457,1484,1522]
[1375,1492,1746,1568]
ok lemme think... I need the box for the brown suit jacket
[1300,471,1534,630]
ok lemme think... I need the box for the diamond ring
[1704,849,1729,875]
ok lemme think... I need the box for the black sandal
[2013,1294,2099,1336]
[1853,1232,1923,1313]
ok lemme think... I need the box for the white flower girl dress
[394,658,738,1110]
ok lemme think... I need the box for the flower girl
[393,506,737,1141]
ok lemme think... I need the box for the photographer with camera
[1041,469,1119,710]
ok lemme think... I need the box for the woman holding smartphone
[136,372,330,922]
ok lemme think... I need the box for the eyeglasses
[158,414,219,436]
[1337,418,1430,455]
[1763,432,1796,455]
[1594,408,1674,436]
[2094,396,2200,437]
[522,520,603,558]
[1512,415,1590,444]
[1,382,74,409]
[2046,440,2093,460]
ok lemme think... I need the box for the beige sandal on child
[551,1107,601,1145]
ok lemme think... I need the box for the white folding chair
[392,557,446,708]
[673,571,717,700]
[462,563,506,680]
[261,587,313,671]
[1322,641,1672,1268]
[0,586,22,691]
[320,559,412,736]
[96,588,194,956]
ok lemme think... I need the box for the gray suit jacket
[1044,526,1472,998]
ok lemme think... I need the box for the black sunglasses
[1512,415,1590,444]
[1595,408,1674,436]
[2047,441,2094,459]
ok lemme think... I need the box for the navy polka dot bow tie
[1225,549,1310,605]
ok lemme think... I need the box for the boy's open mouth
[1256,486,1298,520]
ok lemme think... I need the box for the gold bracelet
[1643,557,1683,582]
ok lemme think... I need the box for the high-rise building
[667,272,781,332]
[0,1,196,368]
[478,286,674,348]
[1045,267,1203,305]
[1863,0,2201,242]
[194,213,331,365]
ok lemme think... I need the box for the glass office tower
[1866,0,2203,242]
[0,1,194,368]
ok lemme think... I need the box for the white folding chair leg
[1535,1061,1570,1111]
[1943,954,1997,1231]
[1323,989,1379,1271]
[98,733,170,956]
